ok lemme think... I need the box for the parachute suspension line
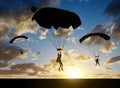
[92,47,98,58]
[80,44,94,58]
[95,46,98,56]
[20,39,24,47]
[48,33,57,49]
[91,46,101,59]
[61,38,64,49]
[53,36,58,48]
[97,50,101,57]
[62,37,67,49]
[80,42,97,58]
[20,42,23,50]
[57,39,61,48]
[86,45,96,58]
[15,39,22,50]
[47,33,57,49]
[93,51,96,58]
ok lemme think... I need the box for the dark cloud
[0,62,13,68]
[104,0,120,18]
[0,0,60,18]
[0,63,49,77]
[0,40,28,62]
[0,69,27,75]
[0,0,60,36]
[10,63,48,73]
[85,23,116,53]
[0,24,11,40]
[110,18,120,41]
[0,0,32,22]
[91,23,110,33]
[0,62,51,78]
[106,56,120,64]
[39,0,60,8]
[0,40,21,61]
[86,23,110,46]
[104,67,113,71]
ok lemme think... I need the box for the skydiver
[21,50,23,54]
[20,48,23,54]
[56,48,63,71]
[95,56,100,66]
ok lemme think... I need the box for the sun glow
[66,71,84,78]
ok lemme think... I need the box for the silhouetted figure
[95,56,100,66]
[9,35,28,55]
[20,49,23,54]
[56,48,63,71]
[31,6,81,29]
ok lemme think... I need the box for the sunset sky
[0,0,120,78]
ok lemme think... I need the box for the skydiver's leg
[58,62,63,71]
[95,62,97,66]
[58,66,60,71]
[58,62,61,71]
[59,65,62,71]
[60,62,63,71]
[61,64,63,71]
[98,62,100,66]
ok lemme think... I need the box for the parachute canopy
[79,33,110,43]
[9,35,28,44]
[32,7,81,29]
[57,48,63,51]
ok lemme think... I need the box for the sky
[0,0,120,78]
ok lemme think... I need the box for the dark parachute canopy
[79,33,110,43]
[31,7,81,30]
[9,35,28,44]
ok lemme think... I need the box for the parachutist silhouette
[31,6,81,71]
[79,33,110,67]
[20,49,23,54]
[21,51,23,54]
[95,56,100,66]
[9,35,28,55]
[56,48,63,71]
